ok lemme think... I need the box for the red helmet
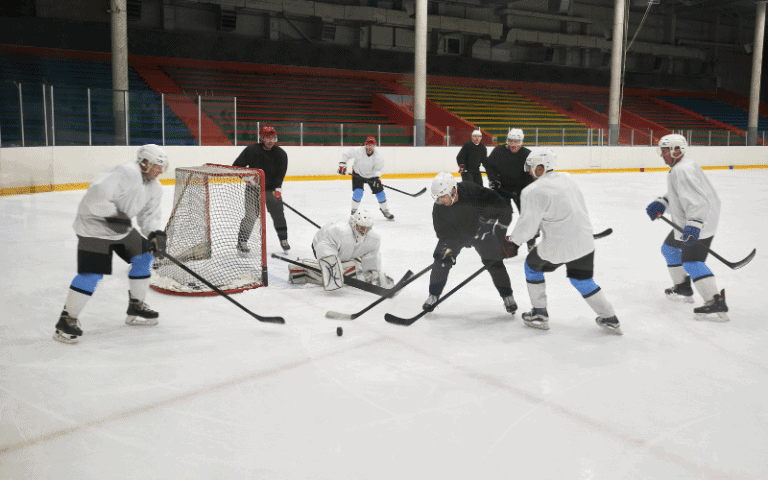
[260,126,277,139]
[365,136,376,145]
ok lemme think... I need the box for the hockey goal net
[151,164,268,296]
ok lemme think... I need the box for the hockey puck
[336,326,343,336]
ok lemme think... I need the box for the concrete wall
[1,145,767,194]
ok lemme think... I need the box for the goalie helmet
[349,209,374,242]
[657,134,687,158]
[137,144,169,174]
[525,148,556,179]
[431,172,457,204]
[507,128,524,143]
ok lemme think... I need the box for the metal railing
[1,82,764,148]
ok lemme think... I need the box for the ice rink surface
[1,169,767,480]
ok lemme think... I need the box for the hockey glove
[104,214,132,234]
[458,164,467,174]
[502,237,519,258]
[370,177,382,190]
[148,230,167,255]
[682,225,700,246]
[488,180,501,191]
[646,199,666,220]
[435,247,456,267]
[338,163,347,175]
[273,188,282,200]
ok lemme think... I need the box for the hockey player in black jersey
[423,172,517,314]
[233,125,290,252]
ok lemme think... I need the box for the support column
[748,2,767,146]
[111,0,129,145]
[607,0,626,146]
[413,0,427,146]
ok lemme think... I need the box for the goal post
[151,163,268,296]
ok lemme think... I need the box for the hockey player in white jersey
[646,133,728,321]
[338,136,394,220]
[504,148,622,334]
[53,144,169,344]
[288,209,394,290]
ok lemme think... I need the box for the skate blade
[523,319,549,330]
[695,312,730,322]
[666,293,695,304]
[125,315,159,326]
[53,330,79,344]
[599,324,624,335]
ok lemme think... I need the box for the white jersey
[312,219,382,272]
[663,156,720,240]
[73,161,164,240]
[341,146,385,178]
[508,171,595,264]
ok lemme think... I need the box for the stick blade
[257,315,286,324]
[384,312,422,326]
[325,311,354,320]
[730,248,756,270]
[412,187,427,197]
[593,228,613,239]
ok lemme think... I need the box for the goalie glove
[338,163,347,175]
[148,230,167,255]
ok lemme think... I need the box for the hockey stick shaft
[271,253,394,296]
[282,201,321,229]
[351,173,426,197]
[158,251,284,323]
[325,263,434,320]
[657,216,755,270]
[385,261,495,326]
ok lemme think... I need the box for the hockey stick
[593,228,613,239]
[271,253,409,296]
[656,215,755,270]
[351,173,426,198]
[385,261,499,326]
[282,201,321,229]
[158,251,285,324]
[325,263,433,320]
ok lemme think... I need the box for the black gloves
[370,177,382,190]
[148,230,167,255]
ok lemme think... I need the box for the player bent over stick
[424,173,518,314]
[646,134,728,321]
[288,210,394,290]
[54,145,169,344]
[503,148,622,334]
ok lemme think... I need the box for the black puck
[336,326,343,336]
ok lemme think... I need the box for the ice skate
[665,276,694,303]
[380,208,394,220]
[422,295,439,312]
[53,310,83,344]
[280,239,291,252]
[694,289,729,322]
[236,241,250,254]
[503,295,517,314]
[522,307,549,330]
[125,293,159,326]
[596,315,623,335]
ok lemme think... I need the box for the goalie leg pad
[319,255,344,291]
[288,259,358,286]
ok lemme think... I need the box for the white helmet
[507,128,524,143]
[137,144,169,174]
[525,148,557,179]
[471,129,482,137]
[349,209,374,243]
[431,172,457,204]
[657,134,687,159]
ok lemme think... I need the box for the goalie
[288,210,394,290]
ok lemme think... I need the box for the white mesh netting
[151,164,267,296]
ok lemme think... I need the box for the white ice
[1,170,767,480]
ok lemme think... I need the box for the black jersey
[233,143,288,191]
[485,145,532,196]
[456,141,488,173]
[432,182,512,248]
